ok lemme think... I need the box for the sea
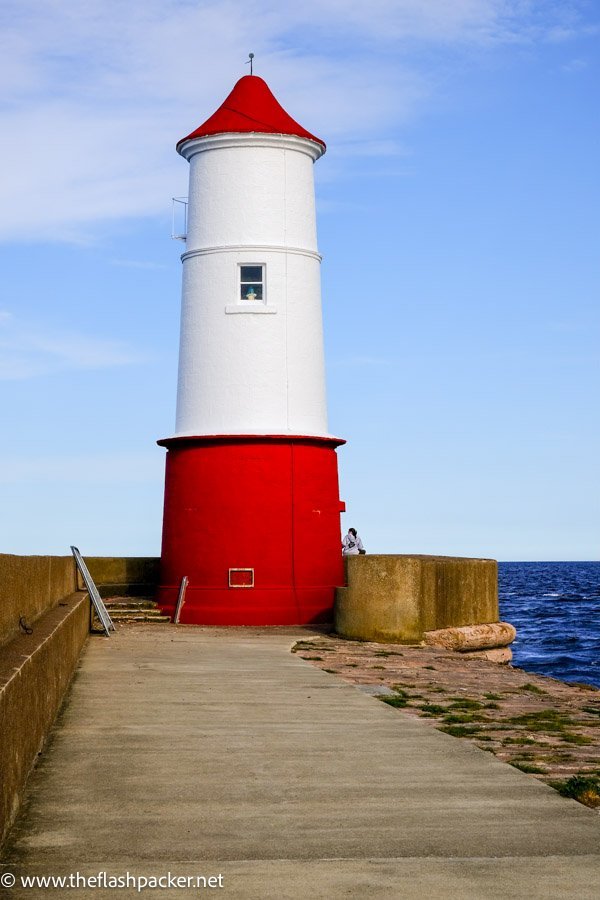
[499,561,600,688]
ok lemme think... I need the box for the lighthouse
[157,73,345,625]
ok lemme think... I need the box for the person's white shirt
[342,530,364,556]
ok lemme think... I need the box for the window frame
[238,263,265,304]
[225,261,276,314]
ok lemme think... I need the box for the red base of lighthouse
[157,435,345,625]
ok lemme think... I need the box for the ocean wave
[499,561,600,688]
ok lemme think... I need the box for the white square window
[226,263,275,314]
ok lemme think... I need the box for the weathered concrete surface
[0,593,89,847]
[290,633,600,798]
[2,625,599,898]
[336,554,498,643]
[0,555,76,648]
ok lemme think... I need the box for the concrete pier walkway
[2,625,600,898]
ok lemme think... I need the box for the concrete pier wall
[335,554,498,644]
[82,557,159,598]
[0,553,160,847]
[0,554,76,650]
[0,593,89,848]
[0,555,90,847]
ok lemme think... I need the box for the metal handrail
[71,546,114,636]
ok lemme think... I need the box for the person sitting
[342,528,365,556]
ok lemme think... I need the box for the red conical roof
[177,75,325,152]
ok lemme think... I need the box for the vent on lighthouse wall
[229,568,255,588]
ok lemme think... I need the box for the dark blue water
[499,562,600,687]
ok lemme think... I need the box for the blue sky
[0,0,598,560]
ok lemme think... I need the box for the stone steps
[104,599,158,610]
[110,613,172,623]
[103,597,170,624]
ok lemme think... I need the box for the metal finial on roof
[246,52,254,75]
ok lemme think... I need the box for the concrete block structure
[335,554,500,644]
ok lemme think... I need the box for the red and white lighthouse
[157,74,345,625]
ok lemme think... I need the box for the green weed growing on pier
[439,724,480,737]
[508,710,575,733]
[559,732,593,745]
[510,761,546,774]
[518,683,548,695]
[551,775,600,808]
[379,694,409,708]
[418,703,447,716]
[442,712,488,725]
[449,698,484,710]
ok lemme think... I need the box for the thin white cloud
[561,56,589,71]
[0,0,592,241]
[272,0,509,43]
[0,311,147,379]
